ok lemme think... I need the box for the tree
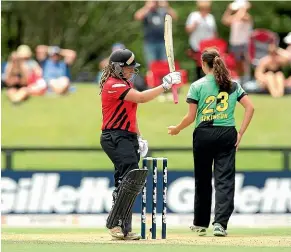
[2,1,291,79]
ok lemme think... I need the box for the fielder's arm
[176,103,197,132]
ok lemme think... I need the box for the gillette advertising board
[1,171,291,215]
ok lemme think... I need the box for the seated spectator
[36,45,76,70]
[255,44,288,97]
[36,45,76,94]
[4,51,29,104]
[16,45,47,96]
[282,32,291,86]
[222,0,252,79]
[1,61,8,88]
[36,46,75,95]
[284,33,291,52]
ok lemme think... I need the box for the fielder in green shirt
[168,48,254,237]
[187,73,246,128]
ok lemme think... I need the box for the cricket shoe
[213,223,227,237]
[189,225,207,236]
[109,226,124,239]
[124,232,142,240]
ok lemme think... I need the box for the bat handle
[170,68,179,104]
[172,86,178,104]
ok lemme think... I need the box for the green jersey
[186,74,246,128]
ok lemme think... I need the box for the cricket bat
[164,14,179,104]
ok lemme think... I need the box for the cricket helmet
[109,49,140,68]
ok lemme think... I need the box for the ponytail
[201,49,232,91]
[99,64,122,94]
[213,56,232,91]
[99,65,112,94]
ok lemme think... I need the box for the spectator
[16,45,47,96]
[96,43,126,83]
[36,45,76,67]
[284,32,291,53]
[134,0,177,69]
[222,0,252,80]
[255,44,288,97]
[36,46,76,95]
[36,45,76,80]
[1,61,8,88]
[4,51,29,104]
[282,32,291,86]
[112,42,126,52]
[186,0,217,80]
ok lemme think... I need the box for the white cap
[284,32,291,45]
[17,45,32,58]
[230,0,250,11]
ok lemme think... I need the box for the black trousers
[100,129,140,232]
[193,126,237,230]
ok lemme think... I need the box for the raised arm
[221,4,234,26]
[277,48,291,65]
[158,1,178,20]
[185,13,199,34]
[134,3,153,21]
[60,48,77,65]
[167,7,178,20]
[124,72,181,103]
[125,85,164,103]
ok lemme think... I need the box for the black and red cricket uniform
[100,77,140,189]
[101,77,137,133]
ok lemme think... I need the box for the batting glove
[138,136,148,158]
[162,71,181,90]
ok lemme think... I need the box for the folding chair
[199,38,239,80]
[145,60,188,88]
[249,29,279,67]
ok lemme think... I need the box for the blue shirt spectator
[42,58,67,82]
[134,1,177,68]
[36,45,76,81]
[143,7,167,43]
[36,46,72,95]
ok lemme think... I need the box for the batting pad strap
[106,169,148,233]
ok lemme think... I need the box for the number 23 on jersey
[202,92,229,115]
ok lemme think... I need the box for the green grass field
[2,228,291,252]
[2,84,291,170]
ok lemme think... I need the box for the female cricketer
[100,48,181,240]
[168,48,254,236]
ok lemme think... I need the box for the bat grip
[172,86,178,104]
[170,67,179,104]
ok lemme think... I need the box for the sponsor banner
[1,171,291,214]
[2,214,291,228]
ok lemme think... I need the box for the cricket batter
[99,48,181,240]
[168,48,254,236]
